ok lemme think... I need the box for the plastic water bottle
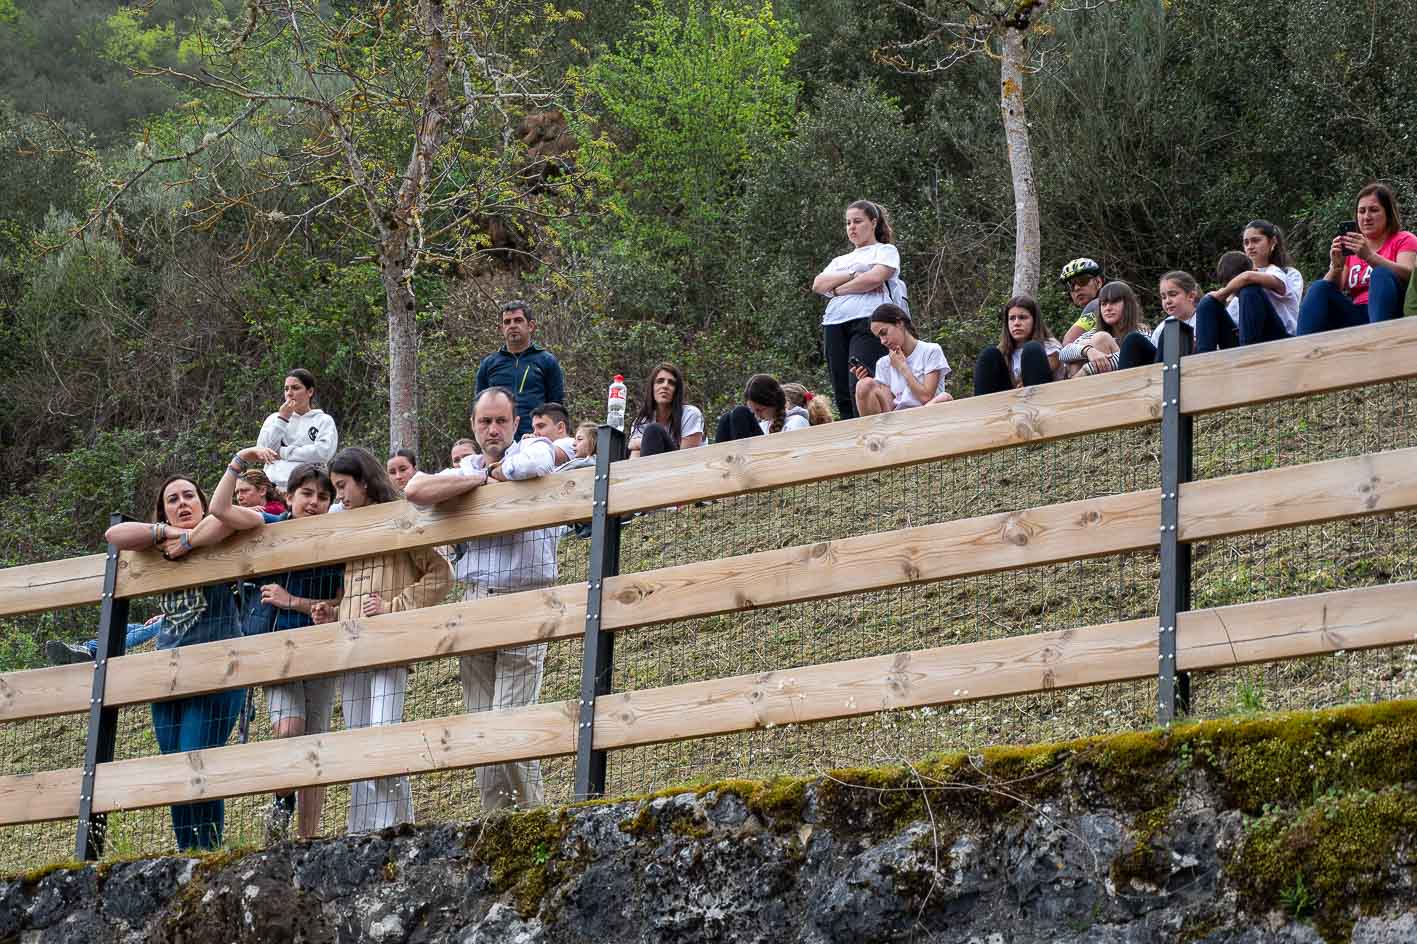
[606,374,627,431]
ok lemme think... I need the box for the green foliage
[575,0,800,318]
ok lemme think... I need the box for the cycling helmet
[1058,257,1103,283]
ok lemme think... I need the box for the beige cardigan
[337,546,453,620]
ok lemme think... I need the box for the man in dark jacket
[474,300,566,439]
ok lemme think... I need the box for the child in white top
[852,304,949,415]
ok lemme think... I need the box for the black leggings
[823,318,888,420]
[638,422,678,457]
[974,342,1054,396]
[715,405,762,442]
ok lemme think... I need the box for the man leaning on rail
[404,385,563,812]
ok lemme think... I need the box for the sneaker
[264,795,294,845]
[44,640,94,665]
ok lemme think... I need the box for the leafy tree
[90,0,588,454]
[575,0,800,321]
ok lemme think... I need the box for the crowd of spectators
[47,183,1417,850]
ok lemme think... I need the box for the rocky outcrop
[6,702,1417,943]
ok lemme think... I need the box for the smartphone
[847,355,865,371]
[1337,220,1358,238]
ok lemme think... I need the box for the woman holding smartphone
[1298,183,1416,334]
[812,200,899,420]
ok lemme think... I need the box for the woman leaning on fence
[104,475,248,851]
[211,451,344,841]
[319,447,453,834]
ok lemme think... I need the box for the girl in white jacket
[256,368,338,490]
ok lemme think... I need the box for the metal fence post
[75,513,131,860]
[1157,319,1194,724]
[575,425,627,800]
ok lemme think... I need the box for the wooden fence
[2,317,1417,857]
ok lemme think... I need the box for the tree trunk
[383,245,420,454]
[384,0,451,455]
[1000,26,1041,298]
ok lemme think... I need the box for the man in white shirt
[404,386,561,811]
[528,402,576,466]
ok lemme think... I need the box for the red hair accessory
[803,391,814,402]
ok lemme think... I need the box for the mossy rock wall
[6,702,1417,943]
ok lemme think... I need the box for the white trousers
[341,666,412,832]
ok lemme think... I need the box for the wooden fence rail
[1,318,1416,850]
[4,577,1415,826]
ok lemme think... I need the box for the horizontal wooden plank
[604,489,1162,630]
[5,580,1417,824]
[1179,580,1417,670]
[1181,446,1417,542]
[112,466,595,600]
[593,619,1159,750]
[0,554,106,617]
[607,364,1165,514]
[1181,316,1417,415]
[89,701,577,813]
[0,584,588,722]
[0,768,83,826]
[0,662,95,722]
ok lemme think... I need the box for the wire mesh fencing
[5,376,1417,874]
[0,606,99,872]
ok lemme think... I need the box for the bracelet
[179,531,192,551]
[231,453,250,472]
[152,522,167,545]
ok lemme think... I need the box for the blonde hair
[575,422,598,457]
[782,382,832,425]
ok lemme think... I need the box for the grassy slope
[3,380,1416,871]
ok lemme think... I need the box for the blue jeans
[83,620,163,657]
[1297,267,1407,335]
[151,688,245,850]
[1195,287,1290,353]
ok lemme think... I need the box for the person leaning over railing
[104,475,248,851]
[1299,182,1416,334]
[316,447,452,834]
[1058,281,1151,377]
[973,294,1063,395]
[529,401,577,465]
[627,362,706,458]
[209,452,344,842]
[234,468,287,516]
[404,386,562,813]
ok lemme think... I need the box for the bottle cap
[613,375,624,382]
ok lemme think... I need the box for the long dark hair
[631,363,687,444]
[847,200,894,244]
[869,302,917,339]
[996,294,1053,360]
[1095,281,1144,337]
[1243,219,1293,270]
[328,447,400,505]
[153,475,209,524]
[744,374,787,433]
[1357,182,1402,236]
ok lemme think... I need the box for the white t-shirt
[874,341,950,409]
[1010,337,1064,383]
[758,408,811,435]
[818,243,902,326]
[629,405,705,446]
[1148,314,1196,349]
[1223,265,1303,335]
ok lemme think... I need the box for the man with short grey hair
[474,300,565,439]
[405,386,560,811]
